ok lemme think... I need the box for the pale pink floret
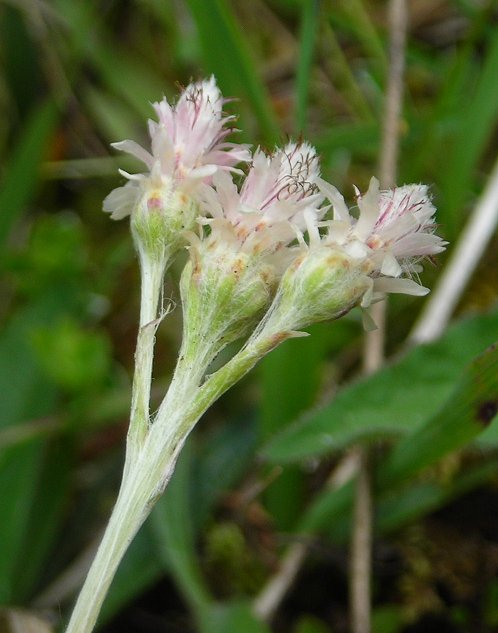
[317,177,447,303]
[198,142,323,258]
[103,77,250,220]
[355,179,445,258]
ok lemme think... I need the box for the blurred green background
[1,1,498,632]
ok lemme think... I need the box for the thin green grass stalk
[438,28,498,239]
[322,20,375,121]
[295,0,320,133]
[186,0,280,143]
[150,448,213,625]
[260,336,324,530]
[335,0,388,75]
[406,3,494,181]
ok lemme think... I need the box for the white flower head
[262,176,447,335]
[197,141,323,261]
[317,177,447,305]
[103,76,250,222]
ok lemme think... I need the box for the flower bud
[181,230,277,354]
[129,179,198,260]
[262,246,372,335]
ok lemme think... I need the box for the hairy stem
[127,251,168,463]
[65,455,156,633]
[65,392,193,633]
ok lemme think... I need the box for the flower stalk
[127,251,166,456]
[65,308,279,633]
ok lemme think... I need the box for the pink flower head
[197,141,323,257]
[316,177,447,304]
[103,77,250,220]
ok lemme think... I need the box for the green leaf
[262,311,498,464]
[0,443,45,601]
[299,477,354,534]
[325,458,498,545]
[297,342,498,537]
[375,460,498,537]
[484,579,498,627]
[260,332,326,439]
[0,299,61,601]
[0,5,43,118]
[378,342,498,487]
[191,417,257,529]
[151,444,212,619]
[0,99,58,246]
[0,284,99,601]
[301,457,498,541]
[0,311,55,432]
[294,614,330,633]
[260,327,328,529]
[372,606,405,633]
[202,601,272,633]
[13,439,73,600]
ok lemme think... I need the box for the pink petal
[112,140,154,169]
[355,177,380,240]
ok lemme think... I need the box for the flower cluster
[104,77,446,337]
[75,78,448,633]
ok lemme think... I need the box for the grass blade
[186,0,280,143]
[295,0,320,133]
[151,445,212,620]
[0,100,58,246]
[260,328,330,529]
[438,27,498,238]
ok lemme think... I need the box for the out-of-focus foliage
[0,1,497,632]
